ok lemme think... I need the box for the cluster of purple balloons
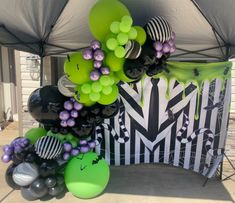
[1,138,30,163]
[59,98,83,128]
[63,140,96,161]
[153,32,176,59]
[82,40,110,81]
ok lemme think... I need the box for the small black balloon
[29,178,48,198]
[71,120,95,138]
[24,153,37,163]
[45,176,57,188]
[39,160,59,177]
[123,59,145,80]
[56,175,64,185]
[12,154,23,165]
[48,184,65,197]
[27,85,68,126]
[21,187,38,201]
[101,100,120,119]
[5,164,21,190]
[15,151,27,161]
[90,104,101,115]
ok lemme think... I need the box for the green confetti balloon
[99,75,111,86]
[117,33,129,45]
[24,128,47,144]
[114,46,126,58]
[65,152,110,199]
[89,92,101,102]
[110,21,120,34]
[91,81,102,93]
[105,52,125,72]
[106,38,118,50]
[64,52,93,85]
[81,83,92,94]
[102,86,113,95]
[98,85,119,105]
[128,27,138,40]
[133,26,147,45]
[89,0,130,41]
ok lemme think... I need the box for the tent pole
[40,56,43,86]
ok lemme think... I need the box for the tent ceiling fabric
[0,0,233,60]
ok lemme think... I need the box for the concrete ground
[0,122,235,203]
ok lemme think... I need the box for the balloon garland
[1,0,176,200]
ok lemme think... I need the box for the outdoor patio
[0,121,234,203]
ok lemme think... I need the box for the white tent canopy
[0,0,234,60]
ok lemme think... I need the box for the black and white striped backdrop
[95,75,231,177]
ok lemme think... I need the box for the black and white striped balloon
[125,40,142,59]
[145,16,172,42]
[35,136,63,159]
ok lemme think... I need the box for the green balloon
[102,86,113,95]
[64,52,93,85]
[114,69,135,83]
[70,140,78,148]
[128,27,137,40]
[134,26,147,45]
[81,83,92,94]
[89,0,130,41]
[99,75,111,86]
[110,21,120,34]
[106,38,118,50]
[98,85,119,105]
[114,46,126,58]
[117,33,128,45]
[119,21,131,33]
[89,92,101,102]
[121,15,133,26]
[75,86,95,107]
[105,52,125,72]
[24,128,47,144]
[91,81,102,93]
[65,152,110,199]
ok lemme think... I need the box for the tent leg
[40,56,43,86]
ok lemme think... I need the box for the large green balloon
[133,26,147,45]
[24,128,47,144]
[89,0,130,41]
[114,69,135,83]
[98,84,119,105]
[65,152,110,199]
[105,52,125,72]
[64,52,93,85]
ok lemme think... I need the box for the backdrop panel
[95,61,232,178]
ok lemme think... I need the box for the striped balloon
[35,136,63,159]
[145,16,172,42]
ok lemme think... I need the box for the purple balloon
[63,153,70,161]
[93,60,102,69]
[80,140,88,145]
[100,67,110,75]
[168,39,174,47]
[153,41,163,51]
[22,138,30,146]
[88,141,96,149]
[1,154,11,163]
[90,40,101,50]
[60,120,68,127]
[70,110,78,118]
[94,50,105,61]
[64,101,73,110]
[80,145,90,153]
[59,110,70,121]
[67,118,75,127]
[73,102,83,111]
[155,51,163,59]
[170,45,176,53]
[82,48,93,60]
[162,43,171,53]
[90,70,100,81]
[71,149,79,156]
[70,98,76,102]
[63,143,72,152]
[3,145,14,155]
[14,145,22,153]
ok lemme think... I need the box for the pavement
[0,122,235,203]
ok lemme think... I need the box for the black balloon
[24,153,37,163]
[21,187,38,201]
[56,175,64,185]
[71,119,95,138]
[27,86,68,126]
[5,164,21,190]
[123,58,145,80]
[12,154,23,165]
[45,176,57,188]
[48,184,65,197]
[39,160,59,177]
[101,100,120,118]
[29,178,48,198]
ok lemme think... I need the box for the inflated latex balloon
[89,0,130,41]
[114,68,135,83]
[101,99,120,118]
[133,26,147,45]
[105,52,125,72]
[24,127,47,144]
[57,75,76,97]
[39,160,59,178]
[28,86,68,126]
[98,84,119,105]
[29,178,48,198]
[123,59,145,80]
[5,163,21,190]
[12,163,39,187]
[65,152,110,199]
[71,120,95,139]
[64,52,93,84]
[74,86,95,107]
[21,187,38,201]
